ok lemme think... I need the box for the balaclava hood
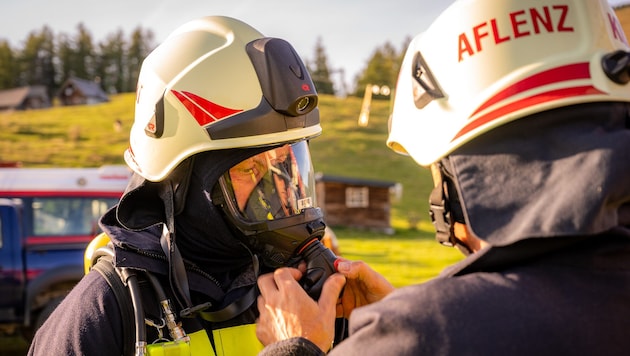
[448,102,630,269]
[115,146,270,274]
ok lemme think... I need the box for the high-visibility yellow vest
[146,324,263,356]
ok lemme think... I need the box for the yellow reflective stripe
[189,329,216,355]
[146,339,192,356]
[212,324,264,356]
[146,325,263,356]
[146,330,214,356]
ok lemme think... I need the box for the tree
[308,37,335,95]
[96,29,126,94]
[56,23,93,83]
[18,26,56,93]
[126,26,155,92]
[353,40,405,98]
[75,23,96,80]
[0,40,18,89]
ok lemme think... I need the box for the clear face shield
[213,140,327,268]
[225,141,316,222]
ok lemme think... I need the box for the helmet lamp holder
[246,37,318,117]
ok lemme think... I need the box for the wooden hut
[57,77,109,106]
[0,85,51,111]
[315,174,400,234]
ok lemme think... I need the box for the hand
[256,267,346,352]
[334,259,395,319]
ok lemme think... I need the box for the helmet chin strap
[429,163,456,247]
[428,162,472,255]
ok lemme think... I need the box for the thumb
[287,267,303,281]
[319,274,346,309]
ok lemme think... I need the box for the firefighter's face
[222,141,317,223]
[228,151,269,211]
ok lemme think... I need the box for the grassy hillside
[0,95,133,167]
[0,93,463,286]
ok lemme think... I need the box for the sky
[2,0,630,94]
[0,0,453,93]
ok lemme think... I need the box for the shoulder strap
[92,256,135,356]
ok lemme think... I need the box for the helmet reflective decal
[453,62,605,141]
[171,90,243,127]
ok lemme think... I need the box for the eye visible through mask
[224,141,316,223]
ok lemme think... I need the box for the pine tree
[0,40,18,89]
[309,37,335,95]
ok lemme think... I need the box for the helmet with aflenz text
[387,0,630,166]
[125,16,321,182]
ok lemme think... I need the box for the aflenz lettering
[458,5,574,62]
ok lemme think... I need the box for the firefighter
[256,0,630,354]
[29,16,339,356]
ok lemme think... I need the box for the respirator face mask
[213,141,326,265]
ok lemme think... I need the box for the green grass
[0,93,464,287]
[334,224,462,287]
[0,95,132,167]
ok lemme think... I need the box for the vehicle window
[31,197,117,236]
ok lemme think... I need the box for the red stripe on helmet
[453,85,605,141]
[471,63,591,117]
[172,90,242,126]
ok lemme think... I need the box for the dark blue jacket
[260,103,630,356]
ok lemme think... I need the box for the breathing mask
[213,140,338,299]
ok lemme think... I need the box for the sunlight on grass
[333,221,464,288]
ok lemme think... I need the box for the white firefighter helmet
[126,16,320,181]
[387,0,630,166]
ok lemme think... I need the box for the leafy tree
[0,40,18,89]
[308,37,335,95]
[353,41,401,98]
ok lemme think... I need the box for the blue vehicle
[0,166,130,339]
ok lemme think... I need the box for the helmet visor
[222,141,317,222]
